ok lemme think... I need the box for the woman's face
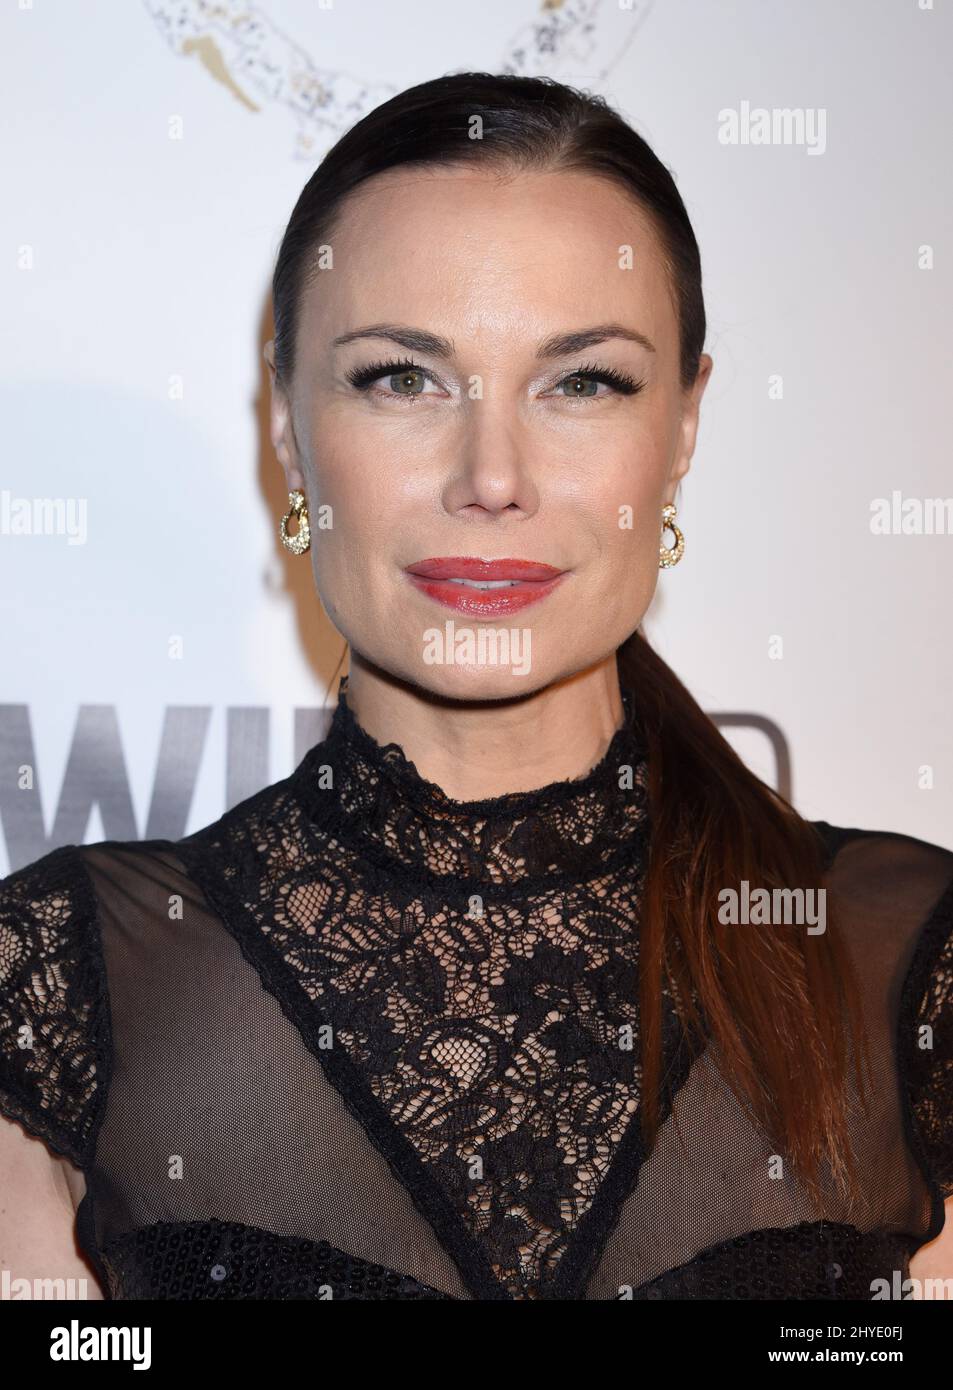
[266,165,712,699]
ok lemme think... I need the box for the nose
[439,400,539,520]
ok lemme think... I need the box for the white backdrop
[1,0,950,874]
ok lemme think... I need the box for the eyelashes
[559,361,645,397]
[344,356,646,402]
[345,357,426,392]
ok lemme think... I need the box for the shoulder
[0,842,109,1168]
[809,819,953,925]
[0,832,222,1170]
[809,823,953,1213]
[808,820,953,1025]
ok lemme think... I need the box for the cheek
[600,516,664,630]
[305,449,403,617]
[575,465,667,637]
[587,459,667,570]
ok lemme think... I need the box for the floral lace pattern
[0,843,108,1169]
[187,681,661,1298]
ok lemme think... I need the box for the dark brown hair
[270,71,870,1207]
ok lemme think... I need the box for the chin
[410,665,551,704]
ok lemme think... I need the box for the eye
[345,357,444,402]
[345,356,646,404]
[547,362,645,401]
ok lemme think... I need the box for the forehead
[296,165,676,357]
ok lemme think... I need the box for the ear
[263,339,306,494]
[665,352,713,504]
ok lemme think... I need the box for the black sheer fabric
[1,679,951,1300]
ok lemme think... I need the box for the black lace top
[1,680,952,1300]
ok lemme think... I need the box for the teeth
[445,578,519,588]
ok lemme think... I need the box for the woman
[1,72,951,1302]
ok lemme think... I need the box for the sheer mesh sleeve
[0,843,110,1170]
[898,839,953,1206]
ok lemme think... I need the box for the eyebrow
[330,322,656,359]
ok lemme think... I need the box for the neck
[295,660,650,889]
[341,656,628,802]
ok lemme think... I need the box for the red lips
[403,556,568,617]
[405,557,564,581]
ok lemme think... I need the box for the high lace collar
[291,677,652,888]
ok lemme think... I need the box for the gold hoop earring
[280,489,310,555]
[658,502,684,568]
